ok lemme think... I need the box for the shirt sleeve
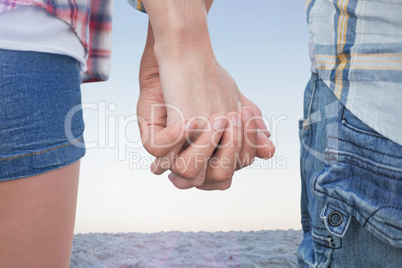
[127,0,146,13]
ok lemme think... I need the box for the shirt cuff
[127,0,147,13]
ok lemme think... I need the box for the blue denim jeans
[0,49,85,181]
[297,73,402,267]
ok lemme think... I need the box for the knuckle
[191,178,205,187]
[169,175,194,190]
[220,175,233,182]
[167,125,183,141]
[241,160,253,168]
[172,167,198,180]
[208,171,233,183]
[146,146,165,158]
[232,137,242,147]
[150,164,163,175]
[237,155,255,169]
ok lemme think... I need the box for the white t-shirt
[0,6,87,71]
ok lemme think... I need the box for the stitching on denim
[337,160,402,181]
[314,240,332,249]
[313,239,328,264]
[364,206,402,229]
[307,75,318,125]
[314,178,402,241]
[341,119,385,139]
[384,221,402,231]
[333,150,402,175]
[312,233,341,250]
[328,147,402,174]
[314,226,328,230]
[312,233,331,244]
[328,137,402,159]
[341,105,345,121]
[313,236,330,243]
[0,137,84,162]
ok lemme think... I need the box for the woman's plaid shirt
[0,0,144,83]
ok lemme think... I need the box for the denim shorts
[297,73,402,267]
[0,49,85,181]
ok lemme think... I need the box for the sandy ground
[70,229,303,268]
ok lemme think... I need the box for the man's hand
[137,1,275,190]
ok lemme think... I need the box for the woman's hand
[137,22,275,191]
[137,1,275,190]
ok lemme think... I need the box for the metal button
[303,120,309,130]
[328,211,343,227]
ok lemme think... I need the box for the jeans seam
[307,75,318,125]
[341,119,385,139]
[313,240,341,250]
[302,73,318,178]
[0,137,83,162]
[336,160,401,181]
[300,74,318,232]
[364,206,402,229]
[313,229,343,250]
[313,235,331,246]
[314,226,327,230]
[329,152,402,177]
[328,137,402,159]
[314,245,333,267]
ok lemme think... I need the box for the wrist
[143,0,212,54]
[153,38,214,66]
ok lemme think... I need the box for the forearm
[142,0,214,59]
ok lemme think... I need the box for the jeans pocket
[312,108,402,248]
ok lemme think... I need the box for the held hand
[137,23,275,191]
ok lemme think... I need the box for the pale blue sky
[75,0,311,233]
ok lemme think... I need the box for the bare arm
[141,0,214,61]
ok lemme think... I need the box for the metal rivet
[303,120,309,130]
[328,211,343,227]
